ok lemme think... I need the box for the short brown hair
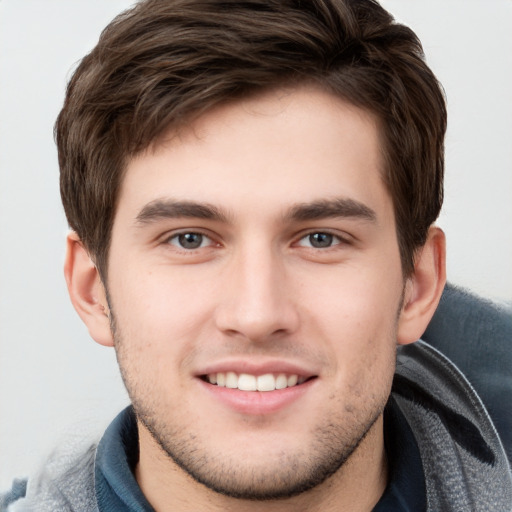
[56,0,446,278]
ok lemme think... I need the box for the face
[106,87,405,499]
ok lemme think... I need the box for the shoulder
[0,479,27,512]
[393,341,512,511]
[3,437,99,512]
[422,283,512,463]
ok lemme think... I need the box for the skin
[66,86,446,512]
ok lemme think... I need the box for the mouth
[200,372,315,392]
[197,366,318,415]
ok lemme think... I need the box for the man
[4,0,511,510]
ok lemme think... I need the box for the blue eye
[168,232,212,249]
[298,232,340,248]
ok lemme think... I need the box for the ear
[64,231,114,347]
[397,226,446,345]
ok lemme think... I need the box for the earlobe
[64,232,114,347]
[397,226,446,345]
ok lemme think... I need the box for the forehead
[117,86,391,223]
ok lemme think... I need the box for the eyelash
[165,231,217,251]
[163,230,350,252]
[294,231,348,249]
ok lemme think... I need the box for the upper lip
[195,359,318,379]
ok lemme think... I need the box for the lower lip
[198,378,316,415]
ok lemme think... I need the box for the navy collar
[95,400,425,511]
[95,407,154,511]
[373,396,426,511]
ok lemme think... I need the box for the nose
[214,244,300,342]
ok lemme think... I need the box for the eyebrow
[135,199,230,225]
[285,198,377,223]
[135,197,377,226]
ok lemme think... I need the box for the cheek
[300,262,403,335]
[108,268,221,423]
[108,266,218,361]
[299,264,402,383]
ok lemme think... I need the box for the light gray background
[1,0,511,488]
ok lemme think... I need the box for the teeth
[226,371,238,389]
[238,374,257,391]
[257,373,275,392]
[275,374,288,390]
[206,372,306,392]
[287,374,298,386]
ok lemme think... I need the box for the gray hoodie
[5,341,512,511]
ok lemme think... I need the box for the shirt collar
[373,396,426,511]
[95,399,426,512]
[95,407,154,511]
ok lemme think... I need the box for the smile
[204,372,309,392]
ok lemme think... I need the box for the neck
[135,415,388,512]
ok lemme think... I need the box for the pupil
[310,233,332,248]
[179,233,203,249]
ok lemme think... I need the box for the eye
[167,232,213,250]
[297,232,342,249]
